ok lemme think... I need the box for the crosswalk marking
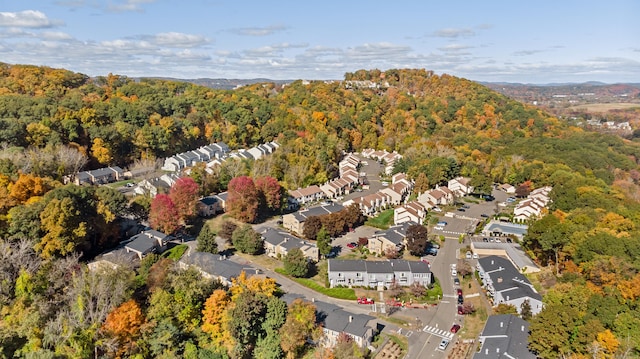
[423,325,454,340]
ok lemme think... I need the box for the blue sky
[0,0,638,84]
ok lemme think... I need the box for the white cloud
[152,32,209,48]
[0,10,61,28]
[513,49,545,56]
[439,44,473,53]
[107,0,156,13]
[230,25,287,36]
[433,28,475,38]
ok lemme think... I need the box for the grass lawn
[162,244,188,260]
[366,209,394,229]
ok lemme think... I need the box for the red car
[346,242,357,249]
[357,297,374,304]
[457,288,463,296]
[457,305,464,315]
[450,324,461,333]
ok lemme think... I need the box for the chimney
[500,321,503,328]
[349,316,353,323]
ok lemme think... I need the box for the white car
[432,207,442,212]
[438,339,450,350]
[451,269,457,276]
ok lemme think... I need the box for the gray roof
[484,221,529,237]
[215,191,228,202]
[76,172,91,181]
[200,196,218,206]
[474,315,535,359]
[89,167,117,178]
[281,294,374,338]
[262,228,297,246]
[328,259,431,275]
[478,256,541,301]
[125,234,157,254]
[472,242,538,271]
[301,203,345,218]
[180,252,256,280]
[328,259,367,272]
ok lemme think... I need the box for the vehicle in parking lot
[427,247,438,255]
[438,339,449,350]
[506,238,513,243]
[454,277,460,286]
[457,208,466,212]
[457,288,463,296]
[432,207,442,212]
[450,324,461,333]
[451,269,457,276]
[465,251,472,259]
[473,252,479,259]
[480,213,489,218]
[437,221,447,226]
[458,294,464,304]
[457,305,464,314]
[462,204,470,209]
[482,237,489,242]
[346,242,357,249]
[357,297,374,304]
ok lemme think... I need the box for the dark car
[480,214,489,218]
[482,237,489,242]
[506,238,513,243]
[453,277,460,286]
[450,324,461,333]
[462,204,470,209]
[457,208,466,212]
[458,294,464,304]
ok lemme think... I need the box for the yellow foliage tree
[92,138,112,165]
[10,173,48,204]
[596,329,619,356]
[230,271,277,301]
[201,289,234,348]
[102,299,144,357]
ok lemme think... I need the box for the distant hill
[136,76,293,90]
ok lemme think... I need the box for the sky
[0,0,639,84]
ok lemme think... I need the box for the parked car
[432,207,442,212]
[506,238,513,243]
[454,277,460,286]
[465,251,472,259]
[482,237,489,242]
[437,221,448,226]
[438,339,450,350]
[480,213,489,218]
[457,305,464,315]
[457,288,463,296]
[451,269,457,276]
[458,294,464,304]
[462,204,470,209]
[357,297,374,305]
[457,208,466,212]
[427,247,438,256]
[346,242,357,249]
[473,252,479,259]
[450,324,461,333]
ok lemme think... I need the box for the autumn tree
[169,176,199,223]
[202,289,233,348]
[36,197,87,259]
[414,172,430,194]
[255,175,283,213]
[284,248,309,278]
[279,299,317,359]
[406,224,429,256]
[303,216,323,241]
[101,299,145,357]
[219,220,238,242]
[9,173,50,204]
[228,290,268,358]
[148,194,181,234]
[227,176,259,223]
[232,224,263,255]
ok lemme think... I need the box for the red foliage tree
[255,176,283,212]
[148,194,180,234]
[169,177,199,222]
[227,176,259,223]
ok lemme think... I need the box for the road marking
[406,331,413,337]
[423,325,454,340]
[440,300,450,303]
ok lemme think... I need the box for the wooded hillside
[0,64,639,358]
